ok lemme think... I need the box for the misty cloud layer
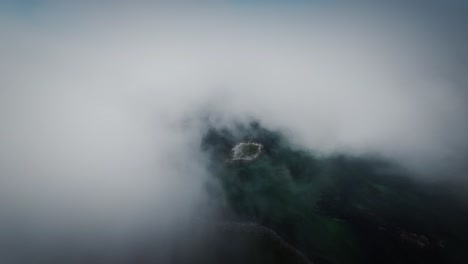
[1,1,468,262]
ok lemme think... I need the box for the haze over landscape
[1,1,468,263]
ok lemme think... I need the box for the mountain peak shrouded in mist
[1,1,468,263]
[201,121,468,264]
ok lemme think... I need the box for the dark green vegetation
[201,122,468,264]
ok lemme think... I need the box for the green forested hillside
[201,122,468,264]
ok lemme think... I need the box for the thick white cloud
[1,1,467,260]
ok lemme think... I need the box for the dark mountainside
[200,122,468,264]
